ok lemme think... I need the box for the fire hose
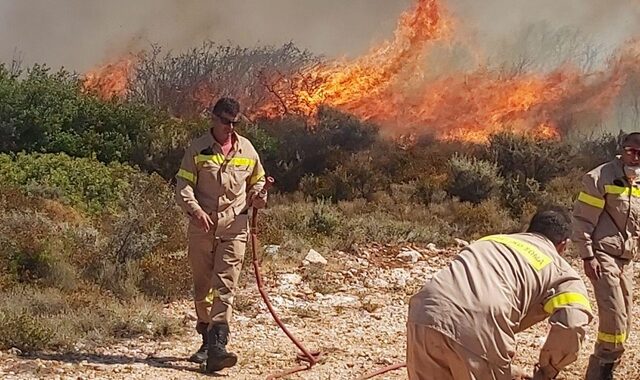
[245,177,543,380]
[251,177,406,379]
[251,177,322,379]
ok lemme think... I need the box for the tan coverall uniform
[407,233,593,380]
[572,158,640,375]
[175,131,265,333]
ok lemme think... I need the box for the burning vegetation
[82,0,640,142]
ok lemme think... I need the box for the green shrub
[307,200,341,235]
[0,312,56,351]
[446,154,503,204]
[0,152,135,214]
[0,63,207,180]
[412,175,448,205]
[501,175,544,217]
[487,132,574,186]
[0,154,186,299]
[533,169,584,211]
[256,108,378,193]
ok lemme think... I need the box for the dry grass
[0,285,179,352]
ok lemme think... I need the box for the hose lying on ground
[250,177,321,379]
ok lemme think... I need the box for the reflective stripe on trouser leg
[591,251,633,363]
[210,238,246,325]
[187,225,216,326]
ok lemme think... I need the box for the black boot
[205,323,238,373]
[584,355,616,380]
[189,322,209,363]
[601,363,615,380]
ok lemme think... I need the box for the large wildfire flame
[82,0,639,142]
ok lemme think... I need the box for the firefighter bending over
[407,208,593,380]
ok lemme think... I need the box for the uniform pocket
[593,231,625,258]
[222,167,247,196]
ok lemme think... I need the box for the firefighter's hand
[511,365,532,379]
[583,257,602,281]
[250,192,267,209]
[193,209,214,232]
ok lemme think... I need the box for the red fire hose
[251,177,322,379]
[251,177,406,379]
[356,362,407,380]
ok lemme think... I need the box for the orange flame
[251,0,632,142]
[252,0,597,142]
[256,0,447,119]
[82,0,640,143]
[82,55,137,100]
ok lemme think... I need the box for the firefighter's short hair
[621,131,640,147]
[527,207,572,245]
[211,97,240,118]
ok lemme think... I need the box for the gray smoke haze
[0,0,411,71]
[1,0,640,72]
[450,0,640,65]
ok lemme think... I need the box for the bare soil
[2,244,639,380]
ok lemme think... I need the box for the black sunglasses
[214,114,239,126]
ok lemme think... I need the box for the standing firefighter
[406,209,593,380]
[573,132,640,379]
[175,97,267,372]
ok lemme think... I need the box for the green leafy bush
[0,152,134,213]
[446,154,503,204]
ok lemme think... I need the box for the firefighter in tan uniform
[175,97,267,372]
[572,132,640,379]
[407,209,593,380]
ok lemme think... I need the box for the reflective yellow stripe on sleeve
[597,331,627,344]
[577,192,605,209]
[177,168,196,183]
[480,235,553,271]
[543,292,592,314]
[604,185,640,197]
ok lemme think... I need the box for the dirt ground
[1,244,639,380]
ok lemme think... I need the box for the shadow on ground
[20,352,228,377]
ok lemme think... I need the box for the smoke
[449,0,640,68]
[0,0,411,72]
[2,0,640,73]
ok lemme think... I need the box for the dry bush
[0,286,179,352]
[446,198,521,241]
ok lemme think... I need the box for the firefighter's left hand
[250,192,267,209]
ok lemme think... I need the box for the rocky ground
[1,243,639,380]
